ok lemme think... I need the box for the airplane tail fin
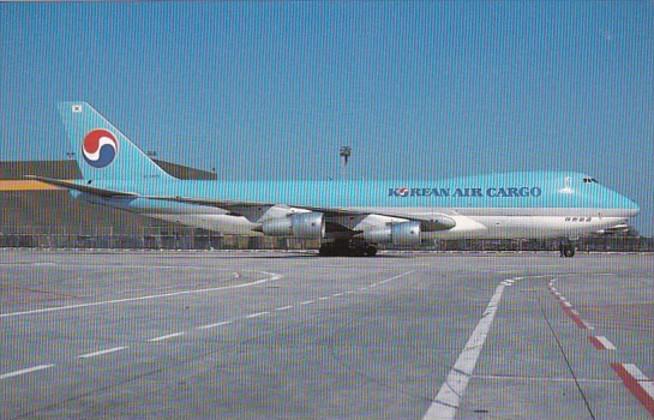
[57,102,175,181]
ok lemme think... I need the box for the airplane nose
[622,195,640,216]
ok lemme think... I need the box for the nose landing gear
[559,241,576,258]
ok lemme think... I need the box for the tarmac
[1,249,652,419]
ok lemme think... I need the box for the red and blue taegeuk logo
[82,129,118,168]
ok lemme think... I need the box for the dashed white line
[0,364,54,380]
[275,305,293,311]
[78,346,128,359]
[332,293,343,297]
[377,270,415,285]
[1,272,282,318]
[197,321,232,330]
[319,297,329,301]
[148,332,185,342]
[300,300,315,305]
[245,311,269,319]
[423,282,507,420]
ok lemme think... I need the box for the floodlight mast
[339,146,351,167]
[339,145,351,180]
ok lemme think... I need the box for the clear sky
[1,2,652,235]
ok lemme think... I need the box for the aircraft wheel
[365,246,378,257]
[563,246,576,258]
[319,244,335,257]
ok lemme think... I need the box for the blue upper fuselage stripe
[80,171,639,211]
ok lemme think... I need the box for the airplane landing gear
[559,241,576,258]
[319,240,378,257]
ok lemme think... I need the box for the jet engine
[363,221,421,246]
[262,212,326,239]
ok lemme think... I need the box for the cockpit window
[583,177,599,184]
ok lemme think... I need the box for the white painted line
[611,363,654,415]
[346,291,355,294]
[245,311,269,319]
[148,332,185,342]
[422,283,506,420]
[332,293,343,297]
[197,321,232,330]
[319,297,329,301]
[623,364,651,382]
[562,301,573,308]
[78,346,128,359]
[275,305,293,311]
[360,287,368,291]
[582,320,594,330]
[1,272,282,318]
[595,336,616,350]
[377,270,415,285]
[300,300,315,305]
[0,364,54,380]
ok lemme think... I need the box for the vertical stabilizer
[57,102,175,181]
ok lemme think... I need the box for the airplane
[28,102,640,257]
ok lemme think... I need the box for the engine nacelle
[262,212,325,239]
[363,221,421,246]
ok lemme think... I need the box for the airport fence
[0,228,652,252]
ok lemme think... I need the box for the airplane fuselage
[77,171,639,241]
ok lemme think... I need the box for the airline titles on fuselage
[389,186,542,198]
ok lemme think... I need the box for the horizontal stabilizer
[24,175,138,198]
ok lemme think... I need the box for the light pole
[339,146,351,179]
[339,146,351,167]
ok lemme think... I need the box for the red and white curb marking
[547,279,593,330]
[611,363,654,417]
[588,335,616,351]
[548,278,654,417]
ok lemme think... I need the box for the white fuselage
[145,206,631,240]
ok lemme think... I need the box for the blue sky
[1,2,652,235]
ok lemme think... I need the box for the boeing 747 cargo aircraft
[29,102,640,257]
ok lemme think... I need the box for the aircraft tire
[563,246,576,258]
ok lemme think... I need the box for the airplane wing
[29,176,456,233]
[145,194,456,232]
[24,175,138,198]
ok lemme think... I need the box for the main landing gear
[319,239,378,257]
[559,240,576,258]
